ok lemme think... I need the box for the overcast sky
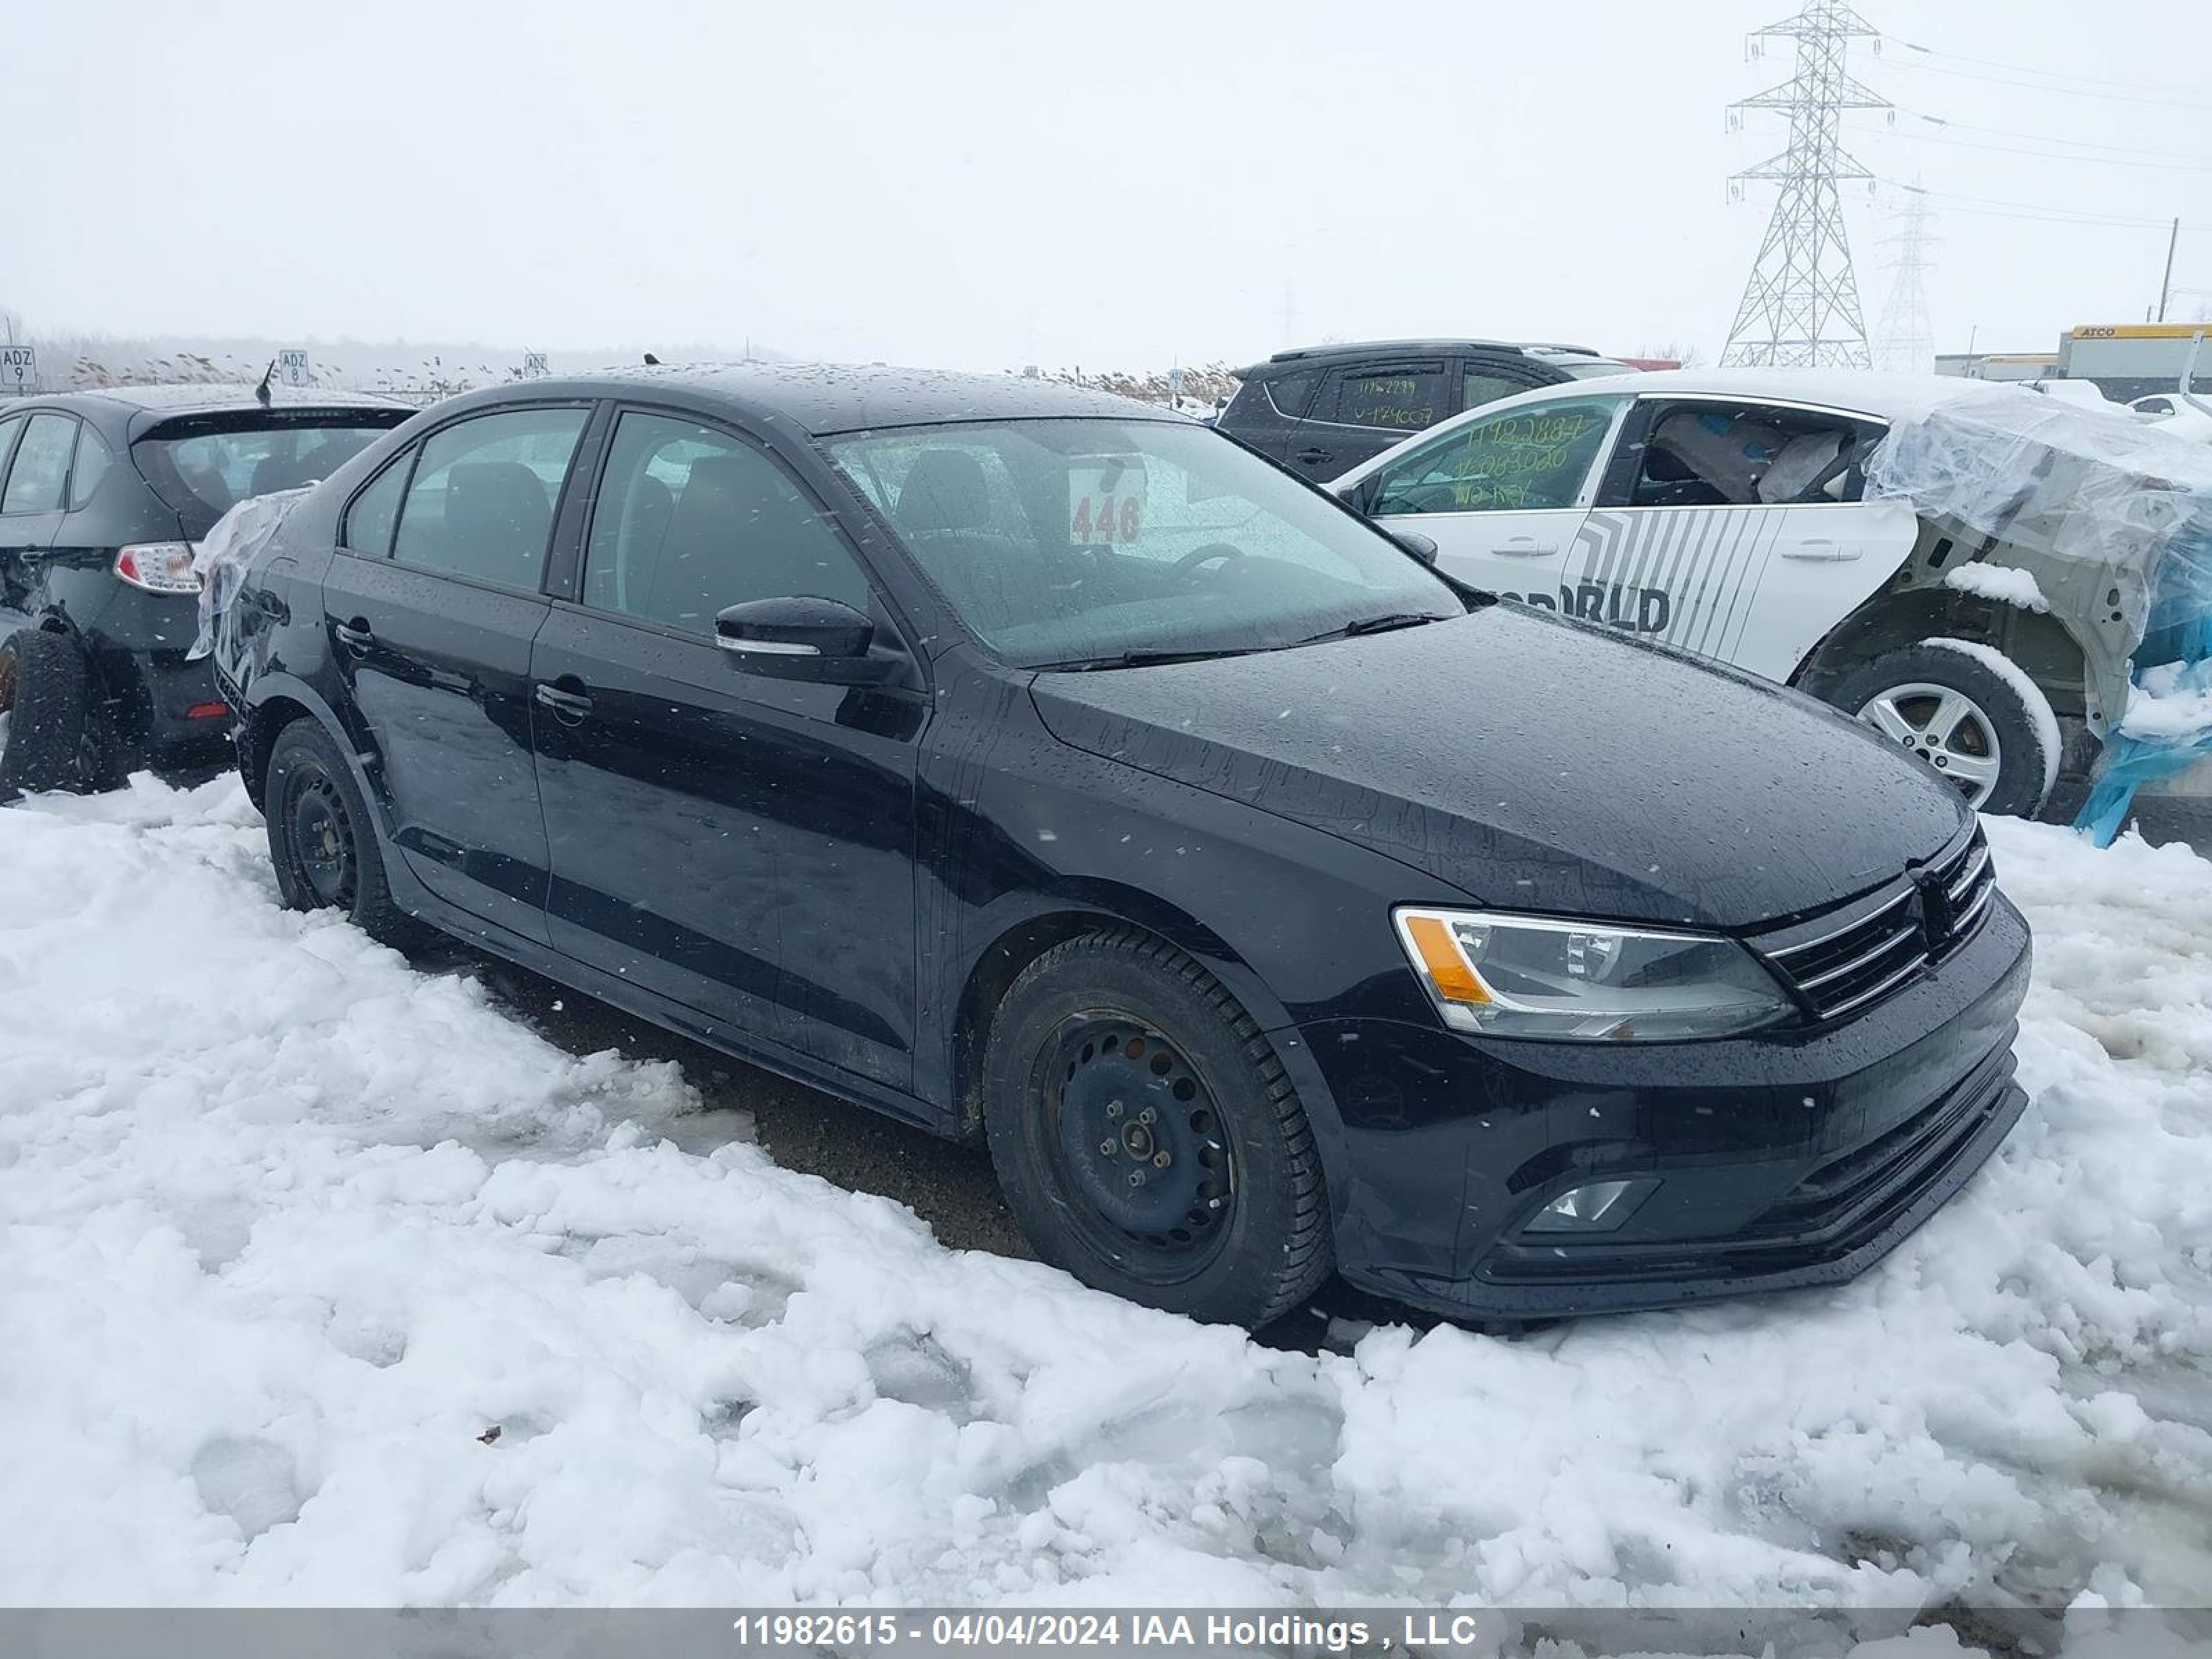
[8,0,2209,372]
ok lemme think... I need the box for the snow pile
[1942,563,2049,613]
[2119,658,2212,744]
[2,778,2210,1629]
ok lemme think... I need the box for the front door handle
[1780,538,1861,561]
[1494,537,1559,556]
[332,618,374,653]
[533,681,594,724]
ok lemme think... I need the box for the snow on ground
[2,776,2210,1629]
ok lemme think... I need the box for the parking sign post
[523,352,550,380]
[1,345,37,395]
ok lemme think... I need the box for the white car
[1330,368,2212,817]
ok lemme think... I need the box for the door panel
[321,554,553,940]
[1288,359,1449,480]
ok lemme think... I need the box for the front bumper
[1292,891,2033,1319]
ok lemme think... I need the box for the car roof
[39,383,417,416]
[437,362,1171,436]
[1251,339,1603,370]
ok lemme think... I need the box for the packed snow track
[2,776,2209,1619]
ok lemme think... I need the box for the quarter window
[391,408,589,590]
[583,411,872,634]
[1,414,77,515]
[344,449,411,556]
[68,424,114,509]
[1371,397,1625,516]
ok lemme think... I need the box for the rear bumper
[1296,892,2033,1320]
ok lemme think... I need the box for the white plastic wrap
[1864,386,2212,650]
[187,487,312,661]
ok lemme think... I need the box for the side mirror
[715,596,896,684]
[1387,527,1439,565]
[1334,474,1379,516]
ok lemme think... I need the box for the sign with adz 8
[1069,460,1146,545]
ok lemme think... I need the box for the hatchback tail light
[115,543,201,594]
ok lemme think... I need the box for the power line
[1875,181,2212,233]
[1721,1,1886,368]
[1851,121,2212,173]
[1886,106,2212,166]
[1878,53,2212,113]
[1888,39,2212,101]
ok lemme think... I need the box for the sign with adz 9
[1,346,36,393]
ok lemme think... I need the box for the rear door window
[391,407,590,591]
[1319,363,1447,433]
[1,414,77,515]
[1602,400,1872,509]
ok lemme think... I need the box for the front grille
[1754,826,1998,1022]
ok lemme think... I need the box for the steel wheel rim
[1856,680,2003,808]
[1037,1013,1236,1284]
[285,769,358,909]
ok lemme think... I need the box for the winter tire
[0,630,95,803]
[1831,640,2057,818]
[982,927,1331,1327]
[264,718,422,946]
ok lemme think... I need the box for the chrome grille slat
[1753,825,1998,1023]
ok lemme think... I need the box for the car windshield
[826,418,1463,667]
[133,413,405,518]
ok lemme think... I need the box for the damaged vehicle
[210,365,2030,1327]
[1331,370,2212,819]
[0,384,411,798]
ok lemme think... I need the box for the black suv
[0,384,411,798]
[212,364,2027,1328]
[1217,339,1634,481]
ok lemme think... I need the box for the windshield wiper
[1293,612,1444,647]
[1034,644,1277,672]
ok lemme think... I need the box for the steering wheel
[1173,543,1247,582]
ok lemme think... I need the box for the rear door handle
[1294,447,1335,466]
[533,682,594,724]
[332,618,374,653]
[1781,538,1861,561]
[1495,537,1559,556]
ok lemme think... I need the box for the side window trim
[0,415,27,507]
[570,402,891,644]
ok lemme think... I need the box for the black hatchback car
[212,365,2030,1327]
[0,384,412,798]
[1217,339,1636,482]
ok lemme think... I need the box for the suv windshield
[827,418,1462,667]
[133,411,406,518]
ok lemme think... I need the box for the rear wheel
[0,630,94,803]
[263,719,421,946]
[982,928,1331,1327]
[1830,641,2057,817]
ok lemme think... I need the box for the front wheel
[263,719,422,946]
[1830,640,2059,817]
[982,928,1331,1327]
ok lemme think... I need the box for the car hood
[1029,608,1970,930]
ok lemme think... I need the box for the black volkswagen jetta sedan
[212,365,2030,1328]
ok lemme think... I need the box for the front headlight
[1393,906,1790,1041]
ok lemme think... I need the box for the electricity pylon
[1721,1,1889,368]
[1871,184,1939,373]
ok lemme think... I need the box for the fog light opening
[1527,1177,1656,1234]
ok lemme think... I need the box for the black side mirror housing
[1387,527,1439,565]
[715,596,899,685]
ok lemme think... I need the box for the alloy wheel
[1856,681,2003,809]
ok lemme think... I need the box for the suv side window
[1460,367,1530,415]
[1,413,78,515]
[1320,364,1447,433]
[583,411,874,635]
[1371,395,1626,516]
[344,448,412,555]
[391,408,589,590]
